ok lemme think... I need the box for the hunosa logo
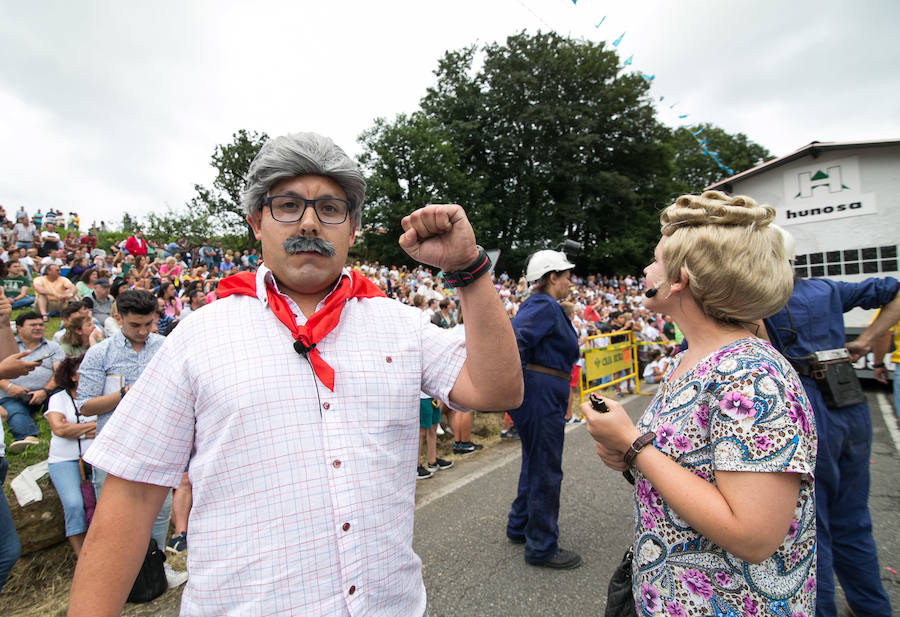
[794,165,850,198]
[785,201,862,220]
[779,156,873,226]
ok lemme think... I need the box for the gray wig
[241,132,366,227]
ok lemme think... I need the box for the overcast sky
[1,0,897,228]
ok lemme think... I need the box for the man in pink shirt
[69,131,522,617]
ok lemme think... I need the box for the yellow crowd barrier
[577,331,669,403]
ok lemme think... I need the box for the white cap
[525,250,576,282]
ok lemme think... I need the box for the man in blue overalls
[764,231,900,617]
[506,250,582,569]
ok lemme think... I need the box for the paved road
[413,385,900,617]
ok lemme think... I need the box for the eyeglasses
[263,195,350,225]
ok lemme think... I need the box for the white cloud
[1,0,898,227]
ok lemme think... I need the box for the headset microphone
[644,280,667,298]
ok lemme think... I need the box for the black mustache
[282,236,336,257]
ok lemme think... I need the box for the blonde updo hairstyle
[659,191,792,324]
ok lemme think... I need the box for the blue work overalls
[506,293,579,562]
[765,276,898,617]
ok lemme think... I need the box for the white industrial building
[707,139,900,374]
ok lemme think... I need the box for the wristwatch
[441,246,491,288]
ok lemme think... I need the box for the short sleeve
[708,351,815,479]
[75,341,107,405]
[48,341,66,365]
[418,311,468,411]
[84,335,195,488]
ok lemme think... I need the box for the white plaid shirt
[86,265,466,616]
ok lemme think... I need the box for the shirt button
[386,356,392,363]
[332,460,341,468]
[342,522,350,531]
[348,585,356,595]
[322,402,330,410]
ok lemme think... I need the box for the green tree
[191,129,269,245]
[668,124,772,193]
[358,112,483,265]
[361,31,676,275]
[143,204,215,248]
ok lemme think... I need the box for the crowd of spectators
[1,202,674,447]
[1,203,675,364]
[1,202,676,592]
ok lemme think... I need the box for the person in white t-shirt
[642,348,668,384]
[44,355,96,556]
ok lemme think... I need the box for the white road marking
[876,391,900,457]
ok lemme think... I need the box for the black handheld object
[589,392,608,413]
[590,392,636,485]
[293,341,316,356]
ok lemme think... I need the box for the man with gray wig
[241,131,366,228]
[70,130,523,617]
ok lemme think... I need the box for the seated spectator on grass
[642,348,668,384]
[33,264,78,319]
[75,268,99,297]
[44,354,95,557]
[52,301,89,345]
[157,282,181,320]
[430,298,455,329]
[40,248,66,271]
[67,255,93,283]
[60,315,104,357]
[179,288,206,319]
[88,278,114,328]
[158,256,182,279]
[0,311,65,453]
[1,260,35,309]
[156,297,175,334]
[20,247,38,275]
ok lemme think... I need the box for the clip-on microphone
[293,341,316,357]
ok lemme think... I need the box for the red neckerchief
[218,270,384,390]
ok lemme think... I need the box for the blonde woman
[585,191,817,616]
[158,256,182,279]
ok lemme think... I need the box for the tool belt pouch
[808,349,866,408]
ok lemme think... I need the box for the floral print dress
[632,338,817,617]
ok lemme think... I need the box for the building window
[794,245,898,278]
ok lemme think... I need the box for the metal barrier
[577,330,669,403]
